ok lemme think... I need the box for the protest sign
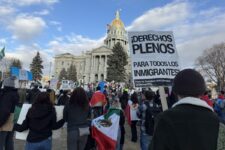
[15,104,64,140]
[128,31,180,87]
[50,78,58,90]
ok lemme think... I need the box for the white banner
[128,31,180,87]
[50,79,58,90]
[15,104,64,140]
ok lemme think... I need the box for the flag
[92,108,121,150]
[0,47,5,60]
[125,104,131,125]
[89,91,107,107]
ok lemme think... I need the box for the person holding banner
[150,69,224,150]
[14,92,65,150]
[63,87,90,150]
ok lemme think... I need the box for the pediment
[55,53,74,58]
[91,46,112,54]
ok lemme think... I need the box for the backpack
[144,101,161,135]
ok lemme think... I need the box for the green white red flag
[92,108,120,150]
[0,47,5,60]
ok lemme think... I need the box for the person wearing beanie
[0,76,19,150]
[150,69,225,150]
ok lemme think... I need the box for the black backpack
[144,101,161,135]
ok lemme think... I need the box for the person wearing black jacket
[0,76,19,150]
[150,69,225,150]
[63,87,90,150]
[57,90,69,106]
[26,84,40,104]
[14,92,64,150]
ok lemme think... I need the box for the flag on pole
[92,108,121,150]
[0,47,5,60]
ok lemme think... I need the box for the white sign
[50,79,58,90]
[128,31,180,87]
[16,104,64,140]
[19,69,28,80]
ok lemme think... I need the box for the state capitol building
[54,11,130,83]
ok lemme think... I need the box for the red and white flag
[92,108,120,150]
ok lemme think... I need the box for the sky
[0,0,225,75]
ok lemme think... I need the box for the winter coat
[0,87,19,131]
[14,104,64,142]
[26,88,40,104]
[63,103,90,132]
[150,97,225,150]
[57,95,69,105]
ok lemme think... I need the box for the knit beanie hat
[172,69,206,97]
[3,76,16,88]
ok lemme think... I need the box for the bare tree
[196,42,225,91]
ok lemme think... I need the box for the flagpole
[1,60,3,81]
[0,46,6,81]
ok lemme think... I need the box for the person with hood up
[0,76,19,150]
[14,92,64,150]
[150,69,225,150]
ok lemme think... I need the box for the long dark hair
[30,92,53,113]
[70,87,89,110]
[131,92,138,104]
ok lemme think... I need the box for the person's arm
[14,113,29,132]
[63,104,68,122]
[136,103,143,119]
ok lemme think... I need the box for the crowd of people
[0,69,225,150]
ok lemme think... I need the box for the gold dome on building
[111,10,125,29]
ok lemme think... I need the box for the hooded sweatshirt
[14,104,64,142]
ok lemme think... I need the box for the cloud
[8,15,46,41]
[48,34,105,55]
[0,38,7,45]
[0,6,15,16]
[3,0,58,6]
[34,9,49,16]
[127,1,190,31]
[6,44,53,75]
[49,20,62,32]
[126,1,225,69]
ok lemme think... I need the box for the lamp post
[49,62,52,79]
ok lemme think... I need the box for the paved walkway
[15,122,140,150]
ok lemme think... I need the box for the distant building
[54,11,130,83]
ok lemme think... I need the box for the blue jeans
[140,131,152,150]
[25,137,52,150]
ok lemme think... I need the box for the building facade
[54,11,129,83]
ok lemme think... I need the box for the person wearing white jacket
[128,92,140,142]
